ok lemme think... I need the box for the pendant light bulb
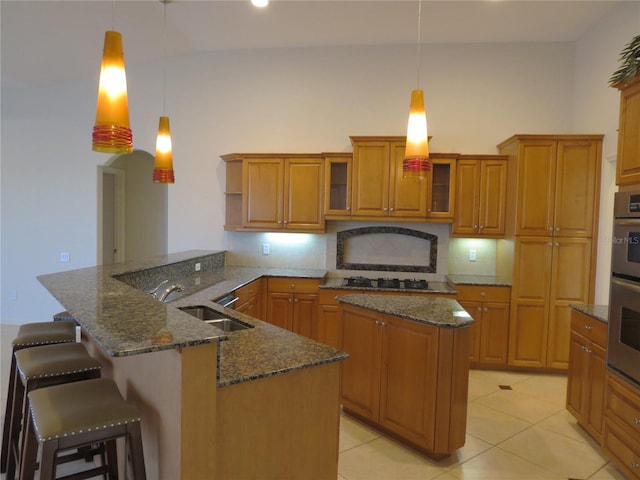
[92,31,133,154]
[153,116,174,183]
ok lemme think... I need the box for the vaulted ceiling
[1,0,623,88]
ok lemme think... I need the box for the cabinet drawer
[454,285,511,303]
[571,312,607,348]
[319,289,345,306]
[236,278,262,305]
[606,372,640,437]
[267,277,320,294]
[604,417,640,479]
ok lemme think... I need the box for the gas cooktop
[342,276,429,290]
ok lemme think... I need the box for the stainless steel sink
[205,318,252,332]
[178,306,253,332]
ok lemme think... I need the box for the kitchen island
[336,294,473,460]
[38,250,347,480]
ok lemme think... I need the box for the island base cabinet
[216,362,341,480]
[339,304,470,459]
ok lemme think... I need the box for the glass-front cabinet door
[324,153,352,218]
[427,153,457,220]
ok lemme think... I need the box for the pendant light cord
[162,0,167,115]
[416,0,422,89]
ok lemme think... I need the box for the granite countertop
[570,304,609,323]
[38,250,347,388]
[321,277,457,294]
[336,294,474,328]
[446,274,512,287]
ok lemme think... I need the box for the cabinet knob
[381,321,386,327]
[480,291,486,297]
[548,227,554,232]
[479,225,484,230]
[556,227,560,232]
[634,417,640,425]
[631,461,639,469]
[294,298,298,303]
[347,207,351,210]
[291,284,295,289]
[483,307,488,312]
[375,320,380,326]
[383,207,388,212]
[389,208,394,212]
[584,325,591,331]
[554,242,559,247]
[547,242,553,246]
[283,221,288,224]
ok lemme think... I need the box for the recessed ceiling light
[252,0,269,7]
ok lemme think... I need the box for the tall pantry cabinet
[497,135,602,370]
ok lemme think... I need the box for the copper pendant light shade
[92,31,133,154]
[153,116,175,183]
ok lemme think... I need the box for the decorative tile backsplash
[336,226,437,273]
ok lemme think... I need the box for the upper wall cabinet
[453,154,508,238]
[349,136,455,222]
[222,153,325,233]
[614,74,640,186]
[324,152,352,219]
[498,135,602,238]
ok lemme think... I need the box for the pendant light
[92,29,133,154]
[154,0,175,183]
[403,0,430,177]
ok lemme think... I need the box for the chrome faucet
[148,279,169,298]
[157,283,184,302]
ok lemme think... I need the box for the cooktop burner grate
[342,276,430,290]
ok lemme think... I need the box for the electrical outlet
[469,249,477,261]
[195,262,201,271]
[262,243,270,255]
[60,252,70,263]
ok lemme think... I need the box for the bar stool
[20,378,146,480]
[1,321,77,474]
[4,342,102,480]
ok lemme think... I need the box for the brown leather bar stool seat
[1,321,77,475]
[4,343,102,479]
[20,378,146,480]
[52,311,77,325]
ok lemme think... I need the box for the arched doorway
[97,150,168,265]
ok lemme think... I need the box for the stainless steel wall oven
[608,190,640,387]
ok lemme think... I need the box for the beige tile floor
[338,369,628,480]
[0,324,629,480]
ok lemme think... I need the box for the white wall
[1,2,637,324]
[572,1,640,304]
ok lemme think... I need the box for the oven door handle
[612,275,640,292]
[615,219,640,226]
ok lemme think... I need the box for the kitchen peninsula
[336,294,473,459]
[37,250,347,480]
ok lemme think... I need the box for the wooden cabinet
[222,154,325,232]
[427,154,457,221]
[235,278,263,320]
[496,134,601,372]
[317,289,343,349]
[566,309,607,443]
[509,237,593,369]
[349,137,455,222]
[266,278,320,339]
[339,303,470,459]
[614,74,640,186]
[453,155,508,237]
[603,371,640,479]
[455,285,510,366]
[351,136,427,219]
[324,153,352,218]
[498,135,602,238]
